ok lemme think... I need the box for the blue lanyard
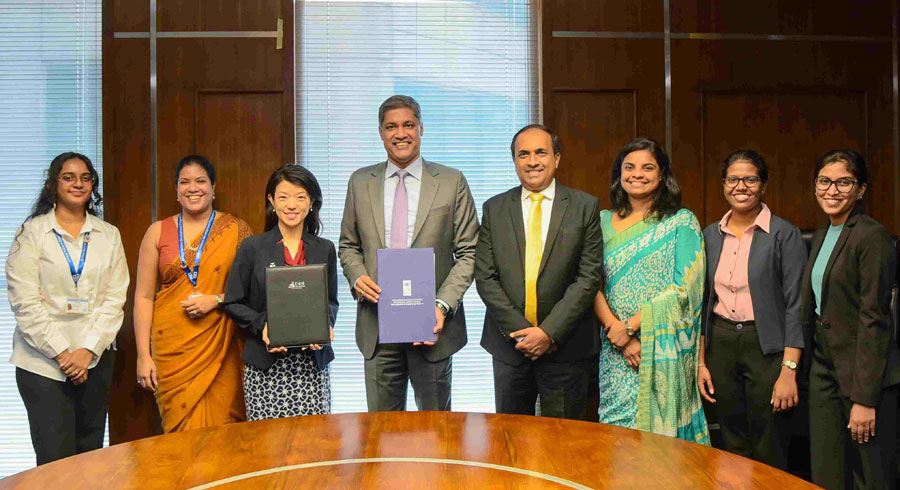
[54,230,90,289]
[178,210,216,290]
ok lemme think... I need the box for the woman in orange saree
[134,155,251,432]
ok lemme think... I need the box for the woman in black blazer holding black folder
[224,165,338,420]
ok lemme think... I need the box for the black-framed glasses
[723,176,761,188]
[58,173,94,185]
[815,176,857,193]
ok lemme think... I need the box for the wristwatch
[625,323,635,337]
[436,301,450,319]
[781,360,798,371]
[215,294,224,305]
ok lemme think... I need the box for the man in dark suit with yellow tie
[475,124,604,421]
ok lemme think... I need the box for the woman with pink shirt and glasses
[697,149,808,470]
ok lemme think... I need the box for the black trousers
[363,343,452,411]
[706,316,792,470]
[492,353,599,422]
[16,349,115,466]
[809,328,898,490]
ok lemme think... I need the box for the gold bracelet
[698,363,706,367]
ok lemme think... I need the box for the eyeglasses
[815,176,857,193]
[722,176,761,188]
[59,173,94,185]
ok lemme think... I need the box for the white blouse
[6,211,129,381]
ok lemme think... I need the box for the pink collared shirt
[712,204,772,322]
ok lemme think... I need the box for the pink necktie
[390,170,409,249]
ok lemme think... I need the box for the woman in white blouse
[6,152,129,465]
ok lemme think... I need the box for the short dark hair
[722,149,768,183]
[510,124,560,160]
[610,137,682,220]
[264,164,323,235]
[174,155,216,186]
[378,95,422,126]
[816,149,868,185]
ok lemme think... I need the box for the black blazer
[702,211,808,354]
[475,184,604,366]
[224,226,338,371]
[800,208,900,406]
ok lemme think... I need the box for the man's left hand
[511,327,552,360]
[414,307,444,347]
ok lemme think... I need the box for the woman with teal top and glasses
[593,137,709,444]
[800,149,899,489]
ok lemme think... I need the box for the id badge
[65,297,90,315]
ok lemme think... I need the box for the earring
[53,201,57,210]
[88,201,93,210]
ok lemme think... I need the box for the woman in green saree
[593,138,709,444]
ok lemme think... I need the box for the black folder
[265,264,331,348]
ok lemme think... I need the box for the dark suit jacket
[800,208,900,406]
[338,160,479,362]
[475,183,604,366]
[702,212,808,354]
[224,226,338,371]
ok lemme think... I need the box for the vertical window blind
[296,0,538,412]
[0,0,103,476]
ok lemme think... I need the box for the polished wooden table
[0,412,819,489]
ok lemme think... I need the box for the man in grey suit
[339,95,479,411]
[475,124,603,421]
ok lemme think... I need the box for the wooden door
[103,0,294,443]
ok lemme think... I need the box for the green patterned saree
[598,208,710,445]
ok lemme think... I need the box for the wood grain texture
[158,0,280,32]
[0,412,820,490]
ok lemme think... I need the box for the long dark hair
[264,165,323,235]
[610,137,681,220]
[12,152,102,252]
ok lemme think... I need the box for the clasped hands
[510,327,555,360]
[355,275,444,346]
[56,348,93,386]
[180,294,219,319]
[263,323,335,353]
[604,320,640,369]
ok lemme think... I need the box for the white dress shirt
[6,211,129,381]
[383,156,423,248]
[521,178,556,252]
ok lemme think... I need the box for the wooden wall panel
[701,92,867,229]
[158,0,279,32]
[543,0,662,31]
[111,0,148,31]
[672,38,895,231]
[672,0,892,35]
[196,92,284,233]
[546,91,636,205]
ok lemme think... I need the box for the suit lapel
[266,227,287,267]
[538,186,568,278]
[367,163,387,248]
[707,227,724,284]
[411,161,438,245]
[507,187,527,272]
[820,209,861,305]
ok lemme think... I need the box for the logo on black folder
[288,281,306,290]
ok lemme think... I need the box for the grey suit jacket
[702,212,808,355]
[338,159,480,361]
[475,184,604,366]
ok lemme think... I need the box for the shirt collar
[521,178,556,203]
[42,210,100,237]
[385,156,424,181]
[718,203,771,235]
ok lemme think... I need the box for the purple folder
[377,248,437,343]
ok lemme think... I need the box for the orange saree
[152,212,251,432]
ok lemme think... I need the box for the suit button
[736,323,743,330]
[824,323,830,330]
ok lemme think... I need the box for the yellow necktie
[525,193,545,327]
